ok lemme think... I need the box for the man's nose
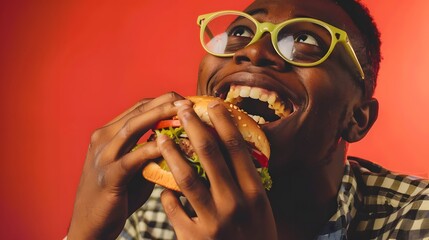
[232,34,288,71]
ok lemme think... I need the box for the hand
[158,100,278,240]
[67,92,184,240]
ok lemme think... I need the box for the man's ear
[342,98,379,142]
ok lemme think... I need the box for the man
[67,0,429,239]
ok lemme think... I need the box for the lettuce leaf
[257,167,272,190]
[155,128,207,181]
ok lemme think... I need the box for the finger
[105,92,184,129]
[177,104,240,203]
[104,99,151,126]
[207,101,264,194]
[107,141,160,186]
[157,133,215,218]
[107,100,182,158]
[160,189,195,239]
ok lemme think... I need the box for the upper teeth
[224,85,293,123]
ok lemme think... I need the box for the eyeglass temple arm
[344,39,365,80]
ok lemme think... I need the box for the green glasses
[197,10,365,80]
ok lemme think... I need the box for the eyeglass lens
[202,13,334,64]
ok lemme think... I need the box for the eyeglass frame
[197,10,365,80]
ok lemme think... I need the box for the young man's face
[197,0,365,174]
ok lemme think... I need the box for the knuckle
[137,98,151,105]
[164,202,179,218]
[165,91,181,100]
[96,169,107,188]
[176,172,199,192]
[135,102,147,113]
[224,199,248,222]
[151,101,175,118]
[162,199,179,217]
[193,191,212,209]
[118,155,130,174]
[89,128,108,154]
[224,137,244,153]
[247,189,268,208]
[134,98,152,113]
[119,118,137,140]
[120,120,132,137]
[89,128,104,145]
[195,140,218,158]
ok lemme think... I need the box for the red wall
[0,1,428,239]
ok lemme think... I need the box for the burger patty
[148,133,195,159]
[178,138,195,159]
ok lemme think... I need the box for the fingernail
[156,133,169,144]
[174,100,192,107]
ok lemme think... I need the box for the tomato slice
[251,148,269,168]
[154,119,182,130]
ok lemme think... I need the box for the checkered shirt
[118,157,429,240]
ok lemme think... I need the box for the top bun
[187,95,270,159]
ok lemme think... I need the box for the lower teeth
[248,114,267,124]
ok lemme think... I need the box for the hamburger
[140,96,272,192]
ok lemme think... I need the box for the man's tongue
[235,98,280,123]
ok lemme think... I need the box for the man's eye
[294,33,319,46]
[229,26,254,38]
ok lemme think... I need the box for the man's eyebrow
[245,8,268,16]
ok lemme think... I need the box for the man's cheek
[197,55,227,95]
[197,56,213,95]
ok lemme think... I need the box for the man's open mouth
[220,84,297,124]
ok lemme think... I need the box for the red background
[1,1,428,239]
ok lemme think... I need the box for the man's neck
[268,142,347,239]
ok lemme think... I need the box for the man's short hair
[336,0,381,99]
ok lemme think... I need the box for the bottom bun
[142,161,181,192]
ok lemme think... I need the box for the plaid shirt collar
[316,160,360,239]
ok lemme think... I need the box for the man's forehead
[246,0,357,32]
